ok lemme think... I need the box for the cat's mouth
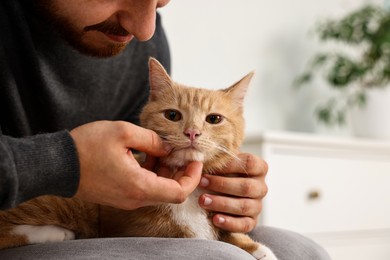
[163,145,205,166]
[172,145,200,153]
[160,137,205,164]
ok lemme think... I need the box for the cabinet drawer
[242,132,390,260]
[260,146,390,234]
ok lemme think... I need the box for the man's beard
[32,2,129,57]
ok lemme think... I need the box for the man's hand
[71,121,203,210]
[198,153,268,233]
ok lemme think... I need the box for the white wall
[159,0,383,136]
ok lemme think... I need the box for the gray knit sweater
[0,1,171,209]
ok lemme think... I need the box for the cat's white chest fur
[169,188,217,240]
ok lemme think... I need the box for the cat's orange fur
[0,58,277,260]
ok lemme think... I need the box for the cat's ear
[223,71,254,105]
[148,57,173,100]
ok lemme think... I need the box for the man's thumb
[126,124,171,157]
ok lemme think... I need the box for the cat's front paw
[13,225,75,245]
[252,244,278,260]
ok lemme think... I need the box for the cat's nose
[184,129,201,141]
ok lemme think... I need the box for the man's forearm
[0,130,79,209]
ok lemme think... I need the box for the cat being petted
[0,58,277,260]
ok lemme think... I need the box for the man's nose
[117,1,157,42]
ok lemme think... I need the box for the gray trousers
[0,226,331,259]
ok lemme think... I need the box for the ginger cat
[0,58,277,260]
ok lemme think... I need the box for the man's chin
[71,41,128,57]
[31,2,129,58]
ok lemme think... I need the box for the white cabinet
[241,131,390,260]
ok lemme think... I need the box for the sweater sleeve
[0,130,80,209]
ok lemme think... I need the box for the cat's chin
[162,148,205,168]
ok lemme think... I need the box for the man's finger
[144,161,203,204]
[211,214,257,233]
[199,194,262,217]
[199,175,266,198]
[218,153,268,176]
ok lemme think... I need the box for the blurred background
[160,0,390,137]
[160,1,390,259]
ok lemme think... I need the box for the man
[0,0,330,259]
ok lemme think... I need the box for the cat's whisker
[157,133,179,142]
[198,138,247,175]
[157,133,190,151]
[216,144,248,175]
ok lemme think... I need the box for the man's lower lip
[106,34,134,43]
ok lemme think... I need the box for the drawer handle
[307,190,320,200]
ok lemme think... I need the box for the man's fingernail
[200,177,209,187]
[163,142,173,153]
[203,196,212,206]
[216,216,225,224]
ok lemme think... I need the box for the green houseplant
[295,4,390,126]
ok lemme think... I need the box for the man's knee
[249,226,331,260]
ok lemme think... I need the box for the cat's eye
[206,114,223,124]
[164,109,182,121]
